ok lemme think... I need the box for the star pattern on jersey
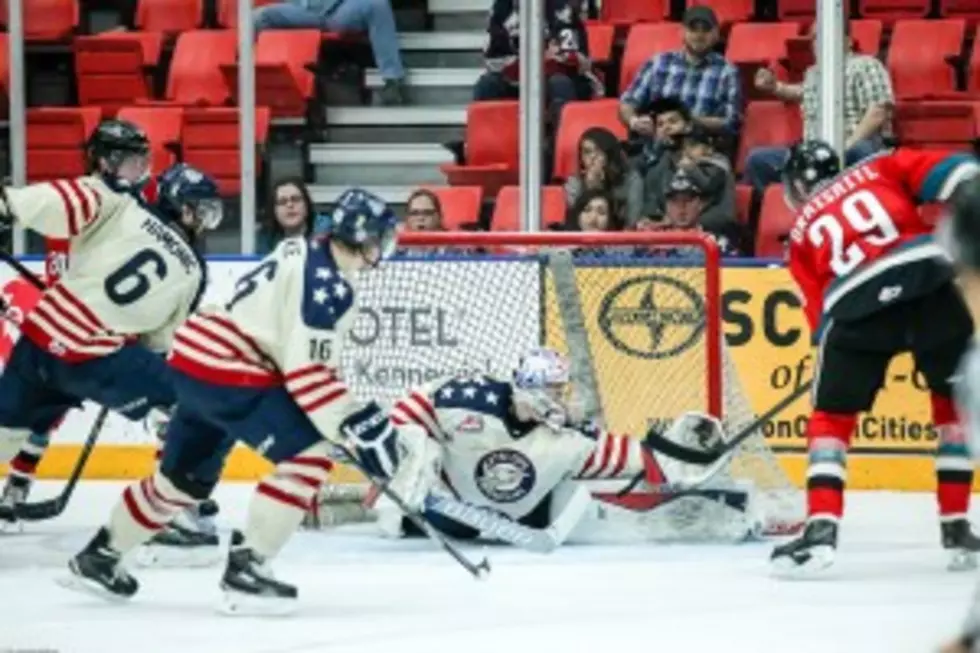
[302,246,354,328]
[433,377,511,420]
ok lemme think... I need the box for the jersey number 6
[227,260,278,310]
[807,190,900,277]
[104,248,169,306]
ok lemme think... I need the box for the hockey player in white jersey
[365,348,763,547]
[0,151,219,480]
[63,188,404,615]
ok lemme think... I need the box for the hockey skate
[219,530,297,616]
[0,479,28,532]
[59,527,138,601]
[136,499,221,568]
[770,518,838,577]
[942,519,980,571]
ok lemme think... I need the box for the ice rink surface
[1,482,977,653]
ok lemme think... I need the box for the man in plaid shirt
[745,20,894,190]
[618,6,741,166]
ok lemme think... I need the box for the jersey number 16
[807,189,900,276]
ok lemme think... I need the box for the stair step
[310,143,454,166]
[325,106,467,127]
[429,0,490,13]
[398,31,485,51]
[310,185,421,205]
[366,68,482,88]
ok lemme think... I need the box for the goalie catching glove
[338,401,401,480]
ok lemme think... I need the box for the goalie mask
[512,348,572,429]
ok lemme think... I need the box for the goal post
[327,230,803,534]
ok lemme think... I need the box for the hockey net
[332,231,804,534]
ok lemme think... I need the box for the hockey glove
[339,401,401,480]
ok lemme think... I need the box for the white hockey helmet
[512,348,572,427]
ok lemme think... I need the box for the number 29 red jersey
[787,148,979,341]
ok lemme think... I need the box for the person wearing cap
[640,124,737,240]
[661,168,740,255]
[619,5,741,152]
[746,19,894,191]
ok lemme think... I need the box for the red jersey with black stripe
[168,237,359,443]
[1,175,205,362]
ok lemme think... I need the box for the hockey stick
[15,407,109,521]
[618,379,814,497]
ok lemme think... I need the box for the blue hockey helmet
[155,163,223,232]
[318,188,399,265]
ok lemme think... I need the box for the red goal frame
[398,231,723,419]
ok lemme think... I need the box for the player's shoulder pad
[432,375,512,420]
[299,237,355,329]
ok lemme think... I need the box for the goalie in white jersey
[0,148,218,471]
[361,348,763,547]
[64,188,404,615]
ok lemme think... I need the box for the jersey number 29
[807,189,900,276]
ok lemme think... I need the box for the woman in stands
[257,177,316,255]
[404,189,445,232]
[564,127,643,229]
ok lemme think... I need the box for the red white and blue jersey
[169,237,360,442]
[390,374,647,519]
[788,148,979,337]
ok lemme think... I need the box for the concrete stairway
[308,0,491,206]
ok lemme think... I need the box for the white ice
[0,482,976,653]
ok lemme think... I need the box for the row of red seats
[0,28,321,118]
[616,19,980,99]
[0,0,278,40]
[448,97,980,193]
[602,0,980,25]
[26,106,270,195]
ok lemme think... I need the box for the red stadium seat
[688,0,753,26]
[726,22,800,64]
[167,30,237,106]
[491,186,567,231]
[585,22,615,66]
[941,0,980,21]
[0,33,8,116]
[117,106,183,172]
[755,185,795,258]
[26,108,102,182]
[893,101,977,150]
[74,33,164,117]
[135,0,204,34]
[0,0,78,41]
[620,22,684,92]
[735,101,802,176]
[858,0,930,20]
[421,186,484,231]
[181,107,271,195]
[887,19,965,98]
[553,99,628,181]
[216,0,279,28]
[850,19,884,56]
[776,0,817,21]
[734,184,754,226]
[969,29,980,93]
[441,101,520,196]
[221,30,320,118]
[600,0,668,26]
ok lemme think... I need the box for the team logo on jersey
[457,414,484,432]
[598,274,704,359]
[474,449,535,503]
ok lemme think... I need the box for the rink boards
[0,255,967,492]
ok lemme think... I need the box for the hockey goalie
[309,348,778,547]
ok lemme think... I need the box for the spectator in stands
[626,97,692,172]
[564,127,643,228]
[640,124,737,240]
[745,20,894,190]
[253,0,407,105]
[405,189,445,232]
[619,6,741,155]
[655,169,740,256]
[565,188,623,232]
[257,177,315,254]
[475,0,602,129]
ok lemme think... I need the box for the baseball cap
[666,169,707,197]
[683,5,719,29]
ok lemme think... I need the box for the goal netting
[336,231,804,535]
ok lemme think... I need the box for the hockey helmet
[321,187,399,265]
[155,163,223,232]
[87,119,151,190]
[512,348,573,429]
[941,175,980,270]
[781,139,842,210]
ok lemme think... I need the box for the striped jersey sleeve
[3,177,108,239]
[390,378,447,441]
[573,424,647,480]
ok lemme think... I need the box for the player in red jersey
[769,140,980,575]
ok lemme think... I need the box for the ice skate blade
[0,518,24,534]
[219,589,297,617]
[56,571,134,603]
[947,549,977,572]
[770,545,835,578]
[134,542,222,569]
